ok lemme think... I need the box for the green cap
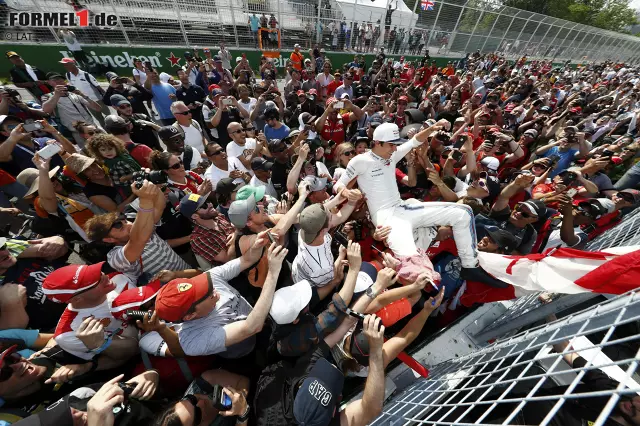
[236,185,266,203]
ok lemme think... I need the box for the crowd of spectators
[0,45,639,426]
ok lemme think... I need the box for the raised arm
[286,144,309,194]
[272,181,310,237]
[492,173,534,212]
[223,244,287,347]
[121,181,162,263]
[33,154,59,215]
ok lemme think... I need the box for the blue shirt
[249,15,260,32]
[543,146,578,178]
[334,85,353,100]
[151,83,177,119]
[263,123,290,140]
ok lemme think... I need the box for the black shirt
[176,83,207,122]
[212,107,243,148]
[10,65,52,100]
[129,113,162,151]
[270,158,291,197]
[103,84,153,116]
[254,343,341,426]
[1,257,67,332]
[83,181,120,203]
[353,84,372,108]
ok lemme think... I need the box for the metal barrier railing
[4,0,640,62]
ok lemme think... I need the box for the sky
[632,0,640,10]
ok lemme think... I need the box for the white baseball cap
[373,123,407,145]
[269,280,313,325]
[480,156,500,171]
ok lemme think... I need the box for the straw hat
[16,166,60,197]
[65,153,96,175]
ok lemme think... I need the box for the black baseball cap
[293,358,344,426]
[251,157,273,171]
[216,177,243,196]
[179,193,208,218]
[349,329,371,366]
[158,126,182,141]
[109,94,130,107]
[485,225,518,253]
[45,72,64,80]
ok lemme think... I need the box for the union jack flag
[421,0,434,10]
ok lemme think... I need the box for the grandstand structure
[4,0,640,63]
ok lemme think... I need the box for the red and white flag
[476,246,640,297]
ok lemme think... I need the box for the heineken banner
[0,43,458,80]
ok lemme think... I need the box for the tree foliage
[502,0,638,32]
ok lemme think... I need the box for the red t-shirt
[321,113,351,146]
[169,171,203,195]
[326,80,340,97]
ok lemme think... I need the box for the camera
[66,85,76,92]
[211,384,232,410]
[122,310,149,323]
[118,382,137,397]
[132,170,168,189]
[4,88,21,102]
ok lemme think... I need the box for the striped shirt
[291,232,335,287]
[107,232,190,281]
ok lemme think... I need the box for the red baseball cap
[398,95,409,102]
[308,89,318,96]
[59,58,76,64]
[610,156,623,165]
[43,262,105,303]
[326,96,337,106]
[297,89,305,96]
[155,274,211,322]
[111,280,162,320]
[208,84,221,93]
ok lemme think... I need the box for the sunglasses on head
[181,394,202,426]
[515,203,537,219]
[0,351,21,382]
[175,111,191,116]
[169,160,183,170]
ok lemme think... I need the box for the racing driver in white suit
[335,121,507,288]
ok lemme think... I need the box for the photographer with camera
[84,179,194,282]
[0,86,49,121]
[154,368,251,426]
[103,72,154,117]
[42,72,104,147]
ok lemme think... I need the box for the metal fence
[5,0,640,63]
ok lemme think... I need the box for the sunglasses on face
[0,352,21,382]
[243,127,256,132]
[117,104,131,109]
[169,160,183,170]
[85,131,96,136]
[208,149,224,156]
[175,111,191,116]
[230,129,244,135]
[342,150,354,156]
[181,394,202,426]
[111,215,127,230]
[617,192,635,203]
[514,204,537,219]
[532,163,549,170]
[271,145,286,153]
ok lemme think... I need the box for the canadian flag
[461,246,640,306]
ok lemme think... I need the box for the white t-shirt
[53,274,134,360]
[249,175,278,198]
[543,226,588,251]
[66,69,102,101]
[180,123,205,154]
[204,157,245,187]
[177,259,255,358]
[337,138,420,213]
[226,138,257,159]
[133,68,147,85]
[291,232,335,287]
[239,98,257,115]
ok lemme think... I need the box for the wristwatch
[366,286,379,299]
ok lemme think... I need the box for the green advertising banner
[1,43,459,81]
